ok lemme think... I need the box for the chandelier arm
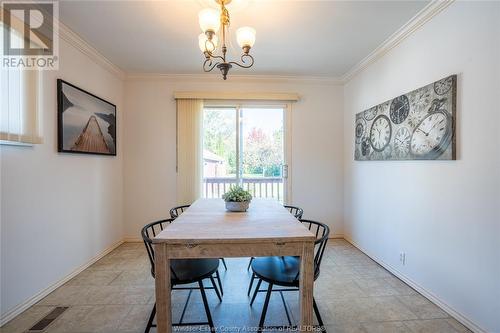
[228,53,254,69]
[203,58,221,72]
[207,54,225,62]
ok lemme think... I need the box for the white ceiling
[59,0,429,77]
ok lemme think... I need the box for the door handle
[282,165,288,179]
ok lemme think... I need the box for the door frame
[203,100,292,203]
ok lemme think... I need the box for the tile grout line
[107,271,125,286]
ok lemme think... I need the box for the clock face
[390,95,410,124]
[410,111,452,158]
[394,127,411,158]
[363,106,378,121]
[434,76,453,95]
[355,118,366,144]
[370,115,392,152]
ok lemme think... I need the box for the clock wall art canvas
[354,75,456,161]
[57,79,117,156]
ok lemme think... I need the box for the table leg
[299,241,314,331]
[154,243,171,333]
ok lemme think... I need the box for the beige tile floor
[1,240,472,333]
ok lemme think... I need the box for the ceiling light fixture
[198,0,256,80]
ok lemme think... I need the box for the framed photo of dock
[57,79,116,156]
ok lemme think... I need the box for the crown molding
[126,73,344,85]
[57,21,126,80]
[50,0,453,85]
[341,0,455,83]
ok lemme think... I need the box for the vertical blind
[176,99,204,204]
[0,21,42,144]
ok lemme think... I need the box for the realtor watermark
[1,0,59,70]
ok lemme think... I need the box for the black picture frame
[57,79,117,156]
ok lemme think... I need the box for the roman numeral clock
[354,75,456,161]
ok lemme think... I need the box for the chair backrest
[297,219,330,279]
[141,219,178,279]
[284,205,304,219]
[169,204,191,219]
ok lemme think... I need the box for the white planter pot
[225,201,250,212]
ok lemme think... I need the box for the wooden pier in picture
[72,115,110,154]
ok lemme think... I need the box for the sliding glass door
[202,104,289,202]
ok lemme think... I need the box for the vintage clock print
[355,118,366,143]
[394,127,411,158]
[354,74,456,161]
[355,149,361,160]
[363,106,378,121]
[410,110,453,159]
[434,76,454,95]
[370,115,392,152]
[428,97,447,113]
[361,138,371,157]
[389,95,410,124]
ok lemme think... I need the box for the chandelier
[198,0,256,80]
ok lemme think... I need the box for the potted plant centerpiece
[222,186,252,212]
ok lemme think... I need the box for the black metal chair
[142,219,223,333]
[283,205,304,219]
[246,205,304,296]
[170,204,228,270]
[249,219,329,332]
[169,205,191,219]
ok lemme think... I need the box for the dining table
[152,198,316,332]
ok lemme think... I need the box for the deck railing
[203,177,284,201]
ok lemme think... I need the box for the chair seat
[251,256,319,286]
[170,258,220,284]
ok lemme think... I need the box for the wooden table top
[153,198,315,244]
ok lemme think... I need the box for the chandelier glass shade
[198,8,220,33]
[198,0,256,80]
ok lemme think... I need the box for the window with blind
[0,21,42,145]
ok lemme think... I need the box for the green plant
[222,186,252,202]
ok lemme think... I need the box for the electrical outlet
[400,252,406,265]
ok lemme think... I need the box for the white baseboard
[343,236,487,333]
[330,233,344,239]
[0,239,124,327]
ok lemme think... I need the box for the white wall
[0,38,124,320]
[343,2,500,333]
[123,78,344,240]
